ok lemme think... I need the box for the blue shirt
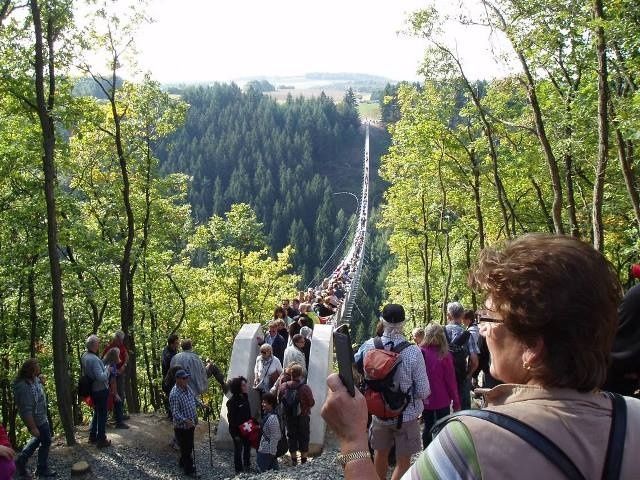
[169,384,201,429]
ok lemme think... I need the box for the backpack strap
[392,341,411,354]
[432,409,585,480]
[373,337,384,350]
[603,392,627,480]
[392,340,412,429]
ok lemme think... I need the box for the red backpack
[362,337,412,427]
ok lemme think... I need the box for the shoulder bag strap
[392,341,411,354]
[432,409,585,480]
[602,392,627,480]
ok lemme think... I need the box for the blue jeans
[422,407,451,448]
[90,388,109,441]
[458,377,472,410]
[256,452,278,472]
[17,421,51,472]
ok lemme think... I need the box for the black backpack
[77,374,92,399]
[77,351,96,399]
[445,327,471,383]
[280,382,302,418]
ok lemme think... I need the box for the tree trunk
[614,131,640,230]
[530,177,555,233]
[443,48,512,236]
[103,64,140,412]
[564,93,580,237]
[518,51,565,234]
[464,237,477,310]
[29,0,75,445]
[470,149,485,250]
[66,245,105,333]
[592,0,609,252]
[419,192,432,323]
[28,257,38,358]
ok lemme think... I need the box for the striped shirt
[355,331,430,423]
[169,384,201,429]
[402,420,481,480]
[258,413,281,455]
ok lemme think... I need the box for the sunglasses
[475,309,504,325]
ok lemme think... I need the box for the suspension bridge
[215,123,371,453]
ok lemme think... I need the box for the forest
[0,0,367,447]
[0,0,639,453]
[373,0,640,329]
[155,83,363,285]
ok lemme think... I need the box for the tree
[0,0,78,445]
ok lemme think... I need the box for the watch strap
[336,450,370,467]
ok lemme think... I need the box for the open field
[266,88,346,102]
[358,102,380,121]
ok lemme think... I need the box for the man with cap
[169,369,209,478]
[354,304,430,480]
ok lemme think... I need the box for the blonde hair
[288,363,303,379]
[422,323,449,358]
[103,347,120,365]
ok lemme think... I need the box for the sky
[127,0,512,84]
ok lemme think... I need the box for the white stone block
[307,324,334,455]
[215,323,263,449]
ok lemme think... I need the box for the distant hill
[234,72,393,93]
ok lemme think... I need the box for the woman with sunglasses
[322,234,640,480]
[254,344,282,400]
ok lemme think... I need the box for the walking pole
[207,401,214,467]
[192,440,197,475]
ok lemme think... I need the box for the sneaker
[35,468,57,478]
[115,423,130,429]
[96,439,112,448]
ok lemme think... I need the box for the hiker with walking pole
[206,399,214,467]
[169,369,210,478]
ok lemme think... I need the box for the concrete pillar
[214,323,263,449]
[307,324,334,455]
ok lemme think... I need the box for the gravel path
[36,414,343,480]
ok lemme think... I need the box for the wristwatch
[336,450,370,468]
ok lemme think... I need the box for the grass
[358,102,381,121]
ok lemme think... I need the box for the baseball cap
[381,304,405,323]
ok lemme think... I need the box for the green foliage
[379,0,640,328]
[155,83,362,285]
[245,79,276,93]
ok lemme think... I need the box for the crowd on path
[4,234,640,479]
[323,234,640,480]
